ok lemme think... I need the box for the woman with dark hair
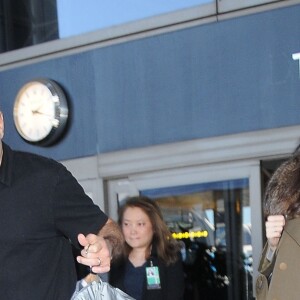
[256,153,300,300]
[109,196,185,300]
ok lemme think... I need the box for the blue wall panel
[0,4,300,160]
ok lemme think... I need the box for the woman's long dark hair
[118,196,181,265]
[264,153,300,219]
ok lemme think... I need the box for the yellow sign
[172,230,208,239]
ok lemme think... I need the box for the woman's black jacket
[109,251,185,300]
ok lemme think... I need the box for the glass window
[142,178,253,300]
[0,0,58,53]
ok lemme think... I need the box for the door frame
[106,159,261,295]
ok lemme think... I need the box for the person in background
[256,152,300,300]
[0,111,124,299]
[109,195,185,300]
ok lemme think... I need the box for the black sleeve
[164,256,185,300]
[53,164,108,248]
[108,258,126,291]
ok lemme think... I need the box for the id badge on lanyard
[146,260,161,290]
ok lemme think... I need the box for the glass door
[142,179,252,300]
[106,161,262,300]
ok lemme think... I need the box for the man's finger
[77,233,88,247]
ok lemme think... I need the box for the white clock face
[14,81,58,142]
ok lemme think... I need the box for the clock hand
[32,110,53,117]
[31,101,46,113]
[32,110,59,127]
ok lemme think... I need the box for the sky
[57,0,213,38]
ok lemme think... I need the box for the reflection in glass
[142,179,253,300]
[0,0,58,53]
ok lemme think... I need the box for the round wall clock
[13,79,69,146]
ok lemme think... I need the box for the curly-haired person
[256,153,300,300]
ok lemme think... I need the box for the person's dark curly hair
[264,153,300,219]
